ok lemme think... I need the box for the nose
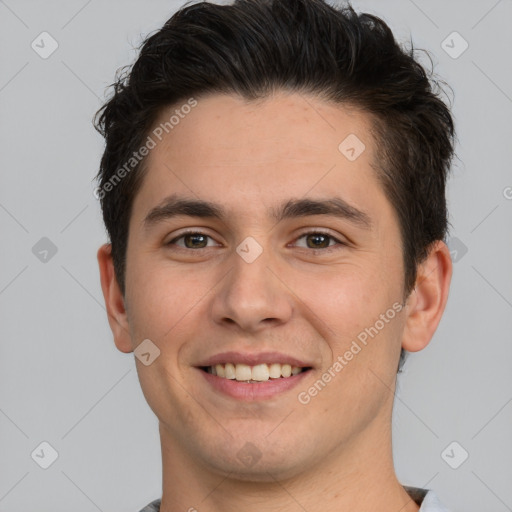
[210,243,294,334]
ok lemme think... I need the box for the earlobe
[401,240,453,353]
[97,243,133,353]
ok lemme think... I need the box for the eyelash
[166,229,346,252]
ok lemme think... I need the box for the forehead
[131,91,389,227]
[150,91,374,169]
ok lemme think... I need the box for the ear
[401,240,453,352]
[97,243,133,353]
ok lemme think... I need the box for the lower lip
[198,368,311,401]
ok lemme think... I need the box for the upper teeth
[207,363,304,381]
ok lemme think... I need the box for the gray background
[0,0,511,511]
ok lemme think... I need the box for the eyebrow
[143,194,373,230]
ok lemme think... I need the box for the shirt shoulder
[139,488,451,512]
[404,486,452,512]
[419,490,453,511]
[138,498,161,512]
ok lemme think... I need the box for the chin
[199,438,316,483]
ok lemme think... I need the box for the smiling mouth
[199,363,312,383]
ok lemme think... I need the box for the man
[94,0,454,510]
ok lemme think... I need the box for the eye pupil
[184,233,207,248]
[307,234,329,248]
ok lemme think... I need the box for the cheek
[292,261,403,362]
[124,254,203,341]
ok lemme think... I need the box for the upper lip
[196,351,313,368]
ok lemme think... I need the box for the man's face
[121,92,408,479]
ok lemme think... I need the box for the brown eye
[183,233,208,248]
[293,231,343,250]
[168,231,214,249]
[305,233,331,249]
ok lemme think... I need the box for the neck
[158,410,419,512]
